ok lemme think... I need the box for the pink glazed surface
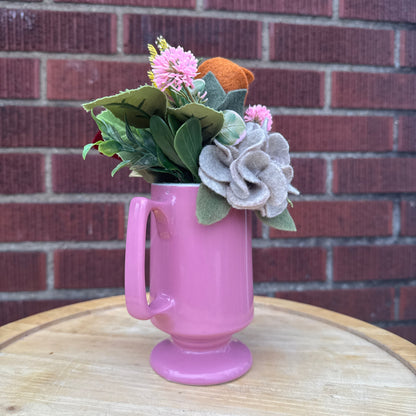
[125,184,254,342]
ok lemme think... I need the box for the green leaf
[256,209,297,232]
[149,115,186,168]
[216,110,246,145]
[167,113,182,135]
[167,103,224,142]
[96,110,133,146]
[82,86,167,128]
[174,117,202,181]
[196,184,231,225]
[98,140,122,157]
[111,160,130,177]
[82,142,101,159]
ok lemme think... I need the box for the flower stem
[184,85,195,103]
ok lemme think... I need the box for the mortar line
[332,0,339,20]
[46,250,55,290]
[394,30,401,69]
[262,21,269,62]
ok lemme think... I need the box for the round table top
[0,295,415,415]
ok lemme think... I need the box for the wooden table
[1,296,415,415]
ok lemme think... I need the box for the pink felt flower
[244,105,273,131]
[151,46,198,92]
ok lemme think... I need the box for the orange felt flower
[196,57,254,93]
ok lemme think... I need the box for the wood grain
[1,296,415,415]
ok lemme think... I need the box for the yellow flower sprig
[147,36,170,86]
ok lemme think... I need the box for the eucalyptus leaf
[149,115,186,168]
[256,209,297,232]
[174,117,202,181]
[167,103,224,142]
[216,110,246,145]
[83,86,167,128]
[196,184,231,225]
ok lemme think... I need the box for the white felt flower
[199,122,298,218]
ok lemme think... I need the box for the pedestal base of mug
[150,337,252,386]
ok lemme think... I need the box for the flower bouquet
[83,36,298,230]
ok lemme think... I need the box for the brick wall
[0,0,415,343]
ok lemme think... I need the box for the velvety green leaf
[256,209,297,232]
[83,86,167,128]
[149,115,186,168]
[202,72,226,109]
[167,103,224,142]
[98,140,122,157]
[217,89,247,117]
[173,117,202,181]
[196,184,231,225]
[216,110,246,145]
[111,160,130,177]
[192,79,206,95]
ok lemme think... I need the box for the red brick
[253,247,326,283]
[0,106,96,148]
[54,249,124,289]
[398,116,416,152]
[276,115,393,153]
[332,72,416,110]
[0,58,39,99]
[0,154,44,194]
[291,158,326,195]
[123,15,261,60]
[0,299,83,326]
[52,154,150,194]
[333,158,416,194]
[0,10,116,54]
[47,60,150,101]
[0,252,46,291]
[0,203,124,242]
[400,31,416,68]
[55,0,195,7]
[340,0,416,23]
[247,69,324,108]
[270,201,392,238]
[54,248,150,289]
[399,287,416,319]
[275,287,395,322]
[333,245,416,282]
[252,214,262,238]
[401,201,416,236]
[270,24,393,66]
[387,324,416,344]
[205,0,332,16]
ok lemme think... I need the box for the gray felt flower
[199,122,298,218]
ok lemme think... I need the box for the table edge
[1,295,415,374]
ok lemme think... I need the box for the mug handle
[125,197,174,320]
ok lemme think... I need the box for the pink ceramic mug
[125,183,253,385]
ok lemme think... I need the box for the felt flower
[199,122,298,218]
[244,105,273,132]
[151,46,198,92]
